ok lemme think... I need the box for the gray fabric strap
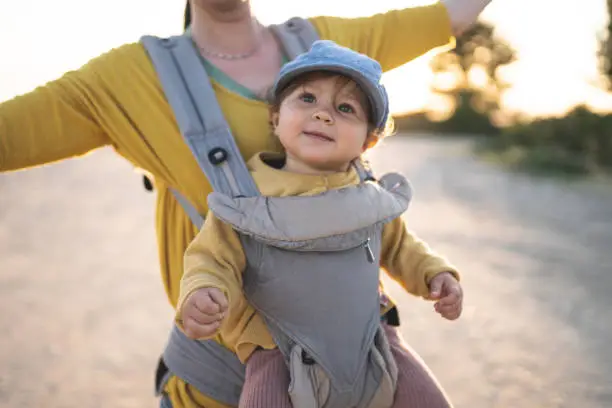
[141,34,260,200]
[352,159,376,182]
[270,17,320,59]
[162,325,245,406]
[170,188,204,229]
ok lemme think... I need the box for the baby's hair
[268,72,394,150]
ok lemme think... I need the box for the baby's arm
[380,218,460,299]
[177,213,276,361]
[176,213,246,339]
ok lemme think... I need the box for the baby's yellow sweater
[177,153,459,363]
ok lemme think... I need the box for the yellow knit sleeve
[380,217,460,299]
[178,213,246,320]
[310,2,454,73]
[0,61,111,172]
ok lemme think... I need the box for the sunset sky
[1,0,609,117]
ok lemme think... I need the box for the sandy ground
[1,135,611,408]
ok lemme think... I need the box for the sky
[0,0,610,118]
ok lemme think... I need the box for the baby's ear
[270,112,280,128]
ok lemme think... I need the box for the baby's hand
[428,272,463,321]
[181,287,228,339]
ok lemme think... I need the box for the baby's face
[272,75,370,174]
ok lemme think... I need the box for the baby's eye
[299,92,316,103]
[338,103,355,114]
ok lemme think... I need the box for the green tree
[598,0,612,90]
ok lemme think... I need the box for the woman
[0,1,491,407]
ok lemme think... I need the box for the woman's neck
[189,2,264,55]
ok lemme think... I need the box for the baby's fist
[429,272,463,321]
[181,287,228,339]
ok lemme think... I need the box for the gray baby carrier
[141,18,412,408]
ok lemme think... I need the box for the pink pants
[238,324,452,408]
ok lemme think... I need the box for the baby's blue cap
[272,40,390,130]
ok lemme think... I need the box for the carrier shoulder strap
[269,17,320,59]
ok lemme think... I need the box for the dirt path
[1,135,611,407]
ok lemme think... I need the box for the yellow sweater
[179,152,459,364]
[0,5,453,407]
